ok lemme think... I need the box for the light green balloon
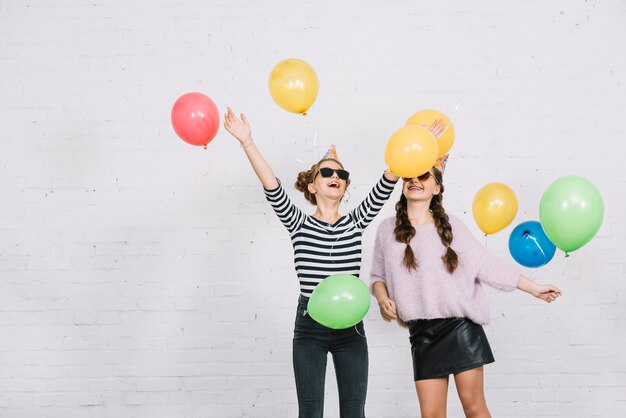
[539,176,604,255]
[308,274,370,329]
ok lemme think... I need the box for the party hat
[434,154,449,174]
[322,144,339,161]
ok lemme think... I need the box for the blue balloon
[508,221,556,268]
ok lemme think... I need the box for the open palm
[223,106,252,144]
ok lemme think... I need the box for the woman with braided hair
[370,160,562,418]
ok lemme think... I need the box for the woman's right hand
[378,298,398,322]
[223,107,252,145]
[428,118,448,139]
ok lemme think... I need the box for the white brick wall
[1,0,625,417]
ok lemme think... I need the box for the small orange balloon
[406,109,455,158]
[384,125,439,178]
[472,183,519,235]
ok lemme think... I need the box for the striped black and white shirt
[263,175,398,297]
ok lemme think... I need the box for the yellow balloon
[268,59,319,115]
[472,183,519,235]
[384,125,439,178]
[406,109,455,157]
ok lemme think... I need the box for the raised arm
[223,107,278,190]
[384,170,400,183]
[350,174,398,229]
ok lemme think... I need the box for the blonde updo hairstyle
[295,158,351,205]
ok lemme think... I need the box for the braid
[430,169,458,274]
[394,194,418,270]
[395,167,458,274]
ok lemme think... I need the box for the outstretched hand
[532,284,563,303]
[223,107,252,145]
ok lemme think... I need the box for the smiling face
[402,168,440,203]
[307,159,349,202]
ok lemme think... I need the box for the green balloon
[539,176,604,255]
[307,274,371,329]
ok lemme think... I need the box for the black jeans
[293,295,368,418]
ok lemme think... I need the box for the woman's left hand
[532,284,563,303]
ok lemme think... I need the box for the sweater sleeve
[369,222,388,292]
[263,179,306,234]
[452,216,521,292]
[350,174,398,230]
[476,251,522,291]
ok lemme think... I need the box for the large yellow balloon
[406,109,455,157]
[385,125,439,178]
[268,59,319,115]
[472,183,519,235]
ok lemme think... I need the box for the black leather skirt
[408,317,495,381]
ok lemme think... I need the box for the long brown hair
[294,158,350,205]
[394,167,459,274]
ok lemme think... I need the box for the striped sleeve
[263,180,306,234]
[350,174,398,230]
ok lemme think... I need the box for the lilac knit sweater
[370,214,521,325]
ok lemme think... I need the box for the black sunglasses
[318,167,350,181]
[403,172,432,182]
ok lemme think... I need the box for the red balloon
[171,93,219,147]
